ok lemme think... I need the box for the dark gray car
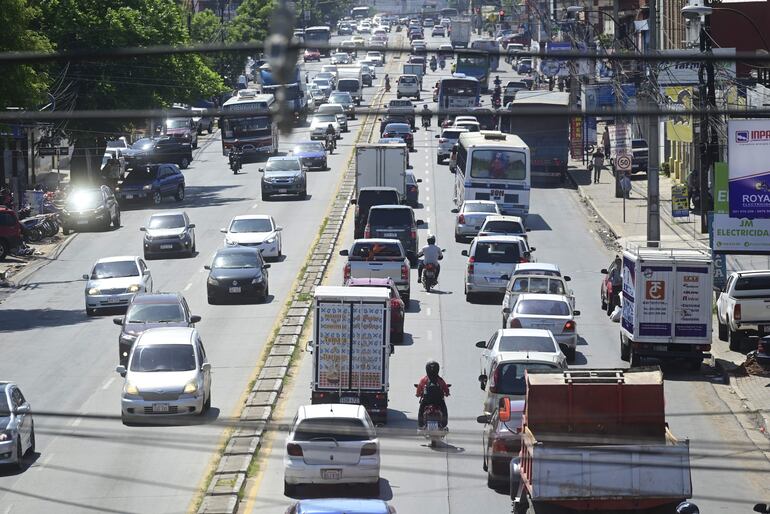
[351,187,401,239]
[205,247,270,304]
[114,292,201,366]
[141,212,196,258]
[259,157,307,200]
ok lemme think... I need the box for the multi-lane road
[1,28,770,514]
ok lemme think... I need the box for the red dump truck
[509,368,695,514]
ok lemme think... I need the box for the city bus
[470,38,500,72]
[440,7,459,18]
[453,131,530,216]
[436,75,480,125]
[351,6,370,18]
[304,26,332,56]
[220,90,278,156]
[455,51,491,92]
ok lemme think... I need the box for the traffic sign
[616,153,632,172]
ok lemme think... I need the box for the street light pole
[646,0,660,247]
[698,6,716,234]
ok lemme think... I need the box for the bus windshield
[470,149,527,180]
[305,28,330,40]
[262,84,301,100]
[440,7,458,17]
[441,80,479,96]
[457,54,488,68]
[223,116,271,138]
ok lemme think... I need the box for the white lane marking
[101,376,115,390]
[426,307,432,317]
[427,330,433,341]
[35,453,54,472]
[425,178,430,183]
[425,186,430,192]
[251,203,259,209]
[426,206,431,213]
[70,417,82,428]
[184,282,193,291]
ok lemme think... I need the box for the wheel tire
[466,292,475,303]
[393,330,404,344]
[299,190,308,200]
[283,480,296,497]
[175,185,185,202]
[180,157,190,169]
[203,391,211,413]
[620,335,630,362]
[718,320,728,341]
[437,156,443,164]
[14,440,23,471]
[600,294,607,311]
[606,296,615,316]
[455,233,463,243]
[565,347,576,363]
[262,191,271,201]
[152,190,162,205]
[86,308,96,316]
[113,210,121,229]
[630,343,640,367]
[27,424,35,455]
[207,296,216,305]
[62,225,71,235]
[0,240,8,261]
[729,329,743,352]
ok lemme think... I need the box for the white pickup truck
[716,270,770,351]
[340,238,411,303]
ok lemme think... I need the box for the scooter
[439,59,446,70]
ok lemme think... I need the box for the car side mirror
[564,276,571,282]
[204,265,211,270]
[258,168,265,172]
[523,252,531,259]
[752,504,768,513]
[416,178,422,183]
[573,310,581,316]
[451,208,459,213]
[139,227,146,232]
[263,264,271,269]
[190,315,202,323]
[275,226,283,231]
[475,340,486,348]
[82,274,89,280]
[201,362,211,372]
[503,307,511,315]
[476,414,491,424]
[525,227,531,232]
[350,198,357,204]
[434,134,440,138]
[461,250,468,257]
[220,228,227,233]
[113,317,124,326]
[478,374,487,390]
[14,404,30,415]
[339,249,349,256]
[188,223,196,229]
[600,268,608,274]
[416,219,424,225]
[115,365,127,377]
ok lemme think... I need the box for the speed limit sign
[616,153,632,172]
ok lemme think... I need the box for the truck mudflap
[312,391,389,422]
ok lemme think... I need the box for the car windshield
[91,261,139,279]
[106,140,125,148]
[127,303,185,323]
[212,253,258,269]
[229,218,272,233]
[130,344,196,372]
[516,299,570,316]
[512,277,565,295]
[313,79,330,87]
[123,168,157,183]
[148,215,185,229]
[132,138,154,149]
[166,119,189,129]
[735,276,770,291]
[498,334,556,352]
[293,417,373,442]
[358,190,400,209]
[384,124,409,134]
[66,190,102,209]
[330,94,351,103]
[266,159,301,171]
[465,202,498,213]
[368,209,412,226]
[0,391,10,416]
[495,362,559,395]
[484,220,523,233]
[442,130,465,139]
[473,242,521,264]
[293,142,324,153]
[350,242,403,260]
[314,114,336,124]
[632,140,648,149]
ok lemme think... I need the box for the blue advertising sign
[728,119,770,218]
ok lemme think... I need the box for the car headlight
[88,287,100,295]
[0,430,12,441]
[178,233,186,239]
[125,382,139,396]
[266,237,276,244]
[127,284,142,293]
[183,380,198,394]
[251,277,263,285]
[142,184,152,190]
[207,277,219,286]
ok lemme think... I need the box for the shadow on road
[0,308,92,332]
[525,213,552,231]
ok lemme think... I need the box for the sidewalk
[567,161,770,436]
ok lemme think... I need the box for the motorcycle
[430,60,437,72]
[422,262,438,291]
[325,133,336,153]
[415,383,450,447]
[228,149,242,174]
[422,116,431,129]
[439,59,446,70]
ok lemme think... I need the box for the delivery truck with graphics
[619,244,713,369]
[310,286,392,423]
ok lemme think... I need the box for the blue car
[292,141,328,171]
[286,498,396,514]
[115,163,186,205]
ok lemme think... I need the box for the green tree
[191,9,247,89]
[230,0,276,44]
[0,0,52,109]
[37,0,226,183]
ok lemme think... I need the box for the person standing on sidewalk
[602,126,611,158]
[592,149,605,183]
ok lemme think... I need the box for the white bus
[220,90,278,156]
[453,131,530,216]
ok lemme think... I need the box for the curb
[3,232,77,288]
[195,74,387,514]
[713,354,770,435]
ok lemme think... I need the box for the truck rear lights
[467,257,475,276]
[401,264,409,280]
[734,304,742,321]
[287,443,303,457]
[360,443,378,456]
[411,226,417,239]
[489,364,501,393]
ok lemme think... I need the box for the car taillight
[458,214,465,224]
[411,225,417,239]
[509,318,522,328]
[489,364,501,393]
[287,443,303,457]
[734,304,742,321]
[344,263,351,282]
[563,320,576,332]
[607,282,612,294]
[439,138,447,143]
[364,224,371,238]
[519,257,529,263]
[492,438,508,454]
[401,263,409,280]
[467,256,475,276]
[360,443,378,456]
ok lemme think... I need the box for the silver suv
[435,128,468,163]
[397,74,421,100]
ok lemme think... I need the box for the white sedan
[221,214,283,259]
[506,293,580,362]
[284,403,380,496]
[310,114,341,140]
[475,328,566,378]
[83,256,153,315]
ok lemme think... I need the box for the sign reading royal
[728,119,770,219]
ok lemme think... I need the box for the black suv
[365,204,423,263]
[61,185,121,234]
[352,187,401,239]
[123,137,193,170]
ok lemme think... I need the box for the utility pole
[698,2,716,234]
[646,0,660,247]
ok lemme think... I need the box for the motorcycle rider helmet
[427,234,436,245]
[425,360,440,377]
[675,502,699,514]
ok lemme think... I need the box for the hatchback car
[435,128,467,164]
[381,123,414,151]
[359,60,378,78]
[478,215,528,240]
[477,398,525,488]
[431,25,445,37]
[116,327,211,423]
[205,246,270,304]
[311,78,333,98]
[397,75,420,100]
[140,212,195,259]
[114,292,200,366]
[507,293,580,361]
[453,200,501,242]
[60,185,121,234]
[502,274,574,327]
[84,256,153,315]
[0,382,35,470]
[476,328,566,380]
[115,164,185,205]
[360,64,374,86]
[260,157,308,200]
[283,404,380,496]
[346,277,406,343]
[316,103,349,132]
[303,48,321,62]
[600,256,623,316]
[352,187,401,239]
[222,214,283,259]
[292,141,328,171]
[365,204,423,259]
[462,236,531,301]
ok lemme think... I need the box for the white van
[337,77,362,105]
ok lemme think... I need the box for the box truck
[355,143,408,202]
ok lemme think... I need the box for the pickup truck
[340,238,411,303]
[386,99,416,130]
[716,270,770,351]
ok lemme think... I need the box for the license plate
[491,189,505,197]
[279,189,288,193]
[152,403,169,413]
[125,194,133,200]
[108,297,120,303]
[229,286,241,293]
[384,232,397,237]
[653,344,667,352]
[340,396,360,404]
[761,324,770,335]
[485,277,501,283]
[77,220,89,225]
[427,421,439,430]
[321,469,341,480]
[160,244,173,250]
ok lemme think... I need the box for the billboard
[727,119,770,218]
[662,87,693,143]
[658,49,736,86]
[713,160,770,253]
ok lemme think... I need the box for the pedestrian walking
[602,126,611,157]
[592,149,605,183]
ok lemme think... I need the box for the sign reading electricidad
[728,119,770,219]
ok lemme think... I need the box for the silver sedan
[0,382,35,470]
[83,256,153,315]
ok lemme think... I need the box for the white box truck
[355,143,408,201]
[619,244,713,370]
[311,286,392,423]
[450,19,472,48]
[336,65,363,105]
